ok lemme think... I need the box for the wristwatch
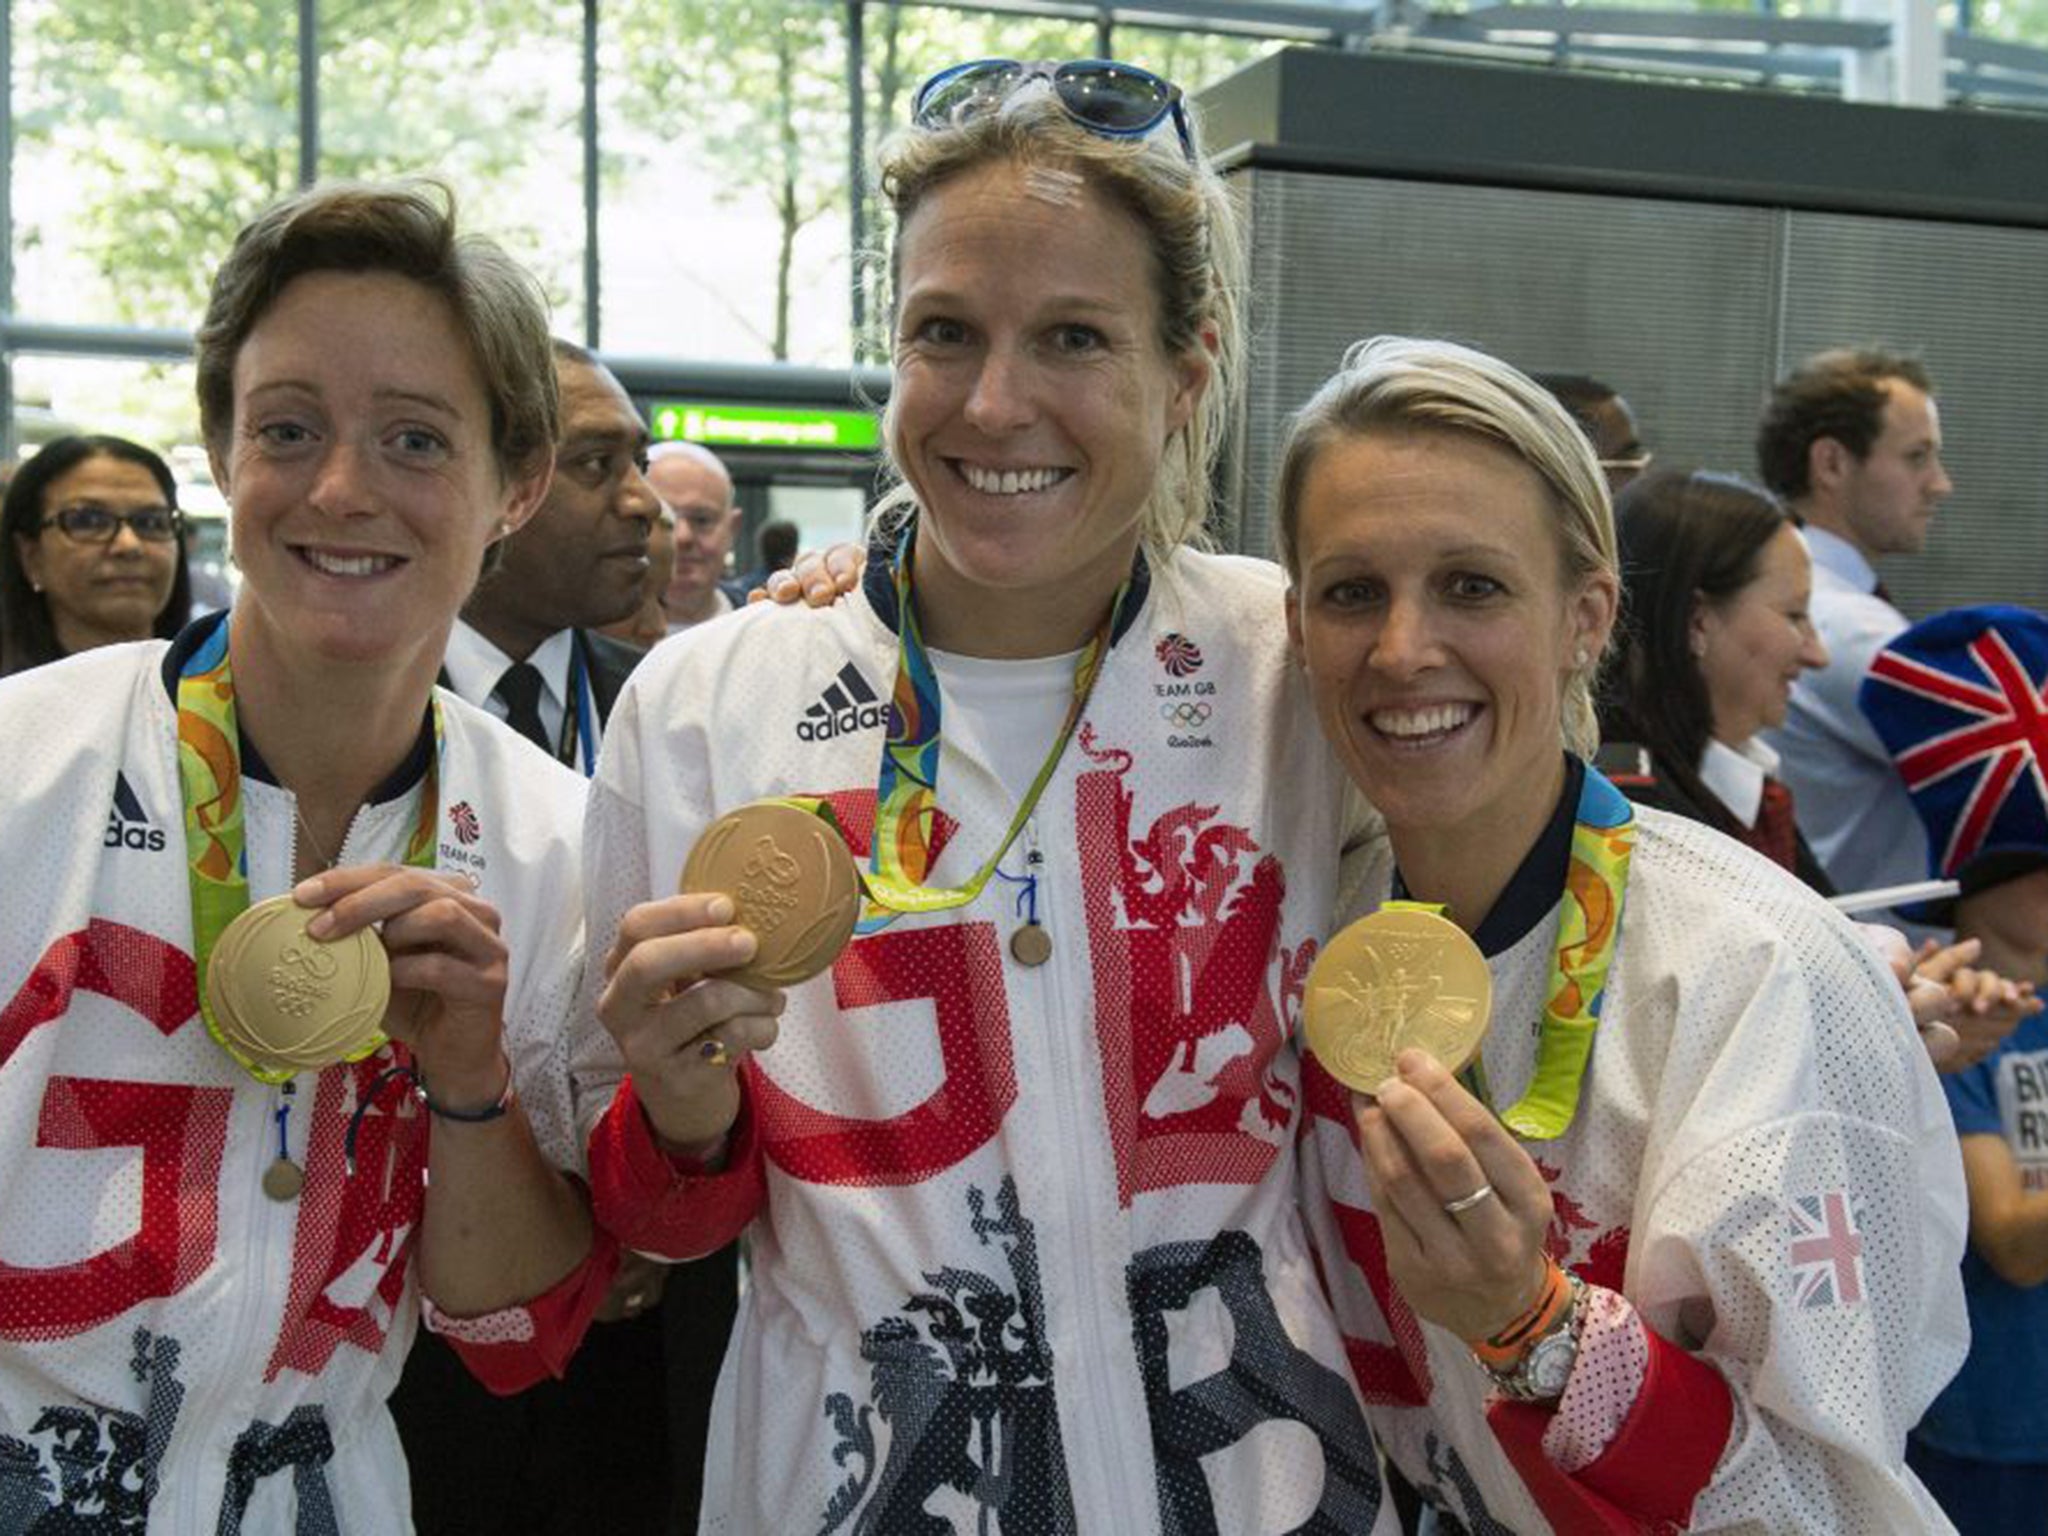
[1480,1271,1587,1403]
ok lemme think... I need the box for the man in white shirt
[648,440,745,631]
[443,339,656,772]
[1760,348,1954,917]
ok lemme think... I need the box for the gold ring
[1442,1183,1495,1216]
[698,1036,732,1069]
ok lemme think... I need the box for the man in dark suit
[441,339,655,773]
[406,339,739,1534]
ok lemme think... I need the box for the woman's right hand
[598,892,786,1155]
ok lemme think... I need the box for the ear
[1165,321,1218,436]
[1808,435,1851,494]
[1284,583,1306,669]
[15,534,46,594]
[493,453,555,542]
[1687,591,1715,658]
[1569,569,1619,668]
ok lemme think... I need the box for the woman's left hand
[298,863,510,1106]
[1354,1048,1556,1341]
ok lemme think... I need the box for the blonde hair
[1275,335,1617,758]
[869,83,1241,556]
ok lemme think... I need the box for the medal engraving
[1303,906,1492,1093]
[682,802,861,988]
[208,895,390,1078]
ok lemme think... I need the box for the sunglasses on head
[912,59,1194,161]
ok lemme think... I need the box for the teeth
[1371,703,1475,739]
[302,549,398,577]
[961,463,1066,495]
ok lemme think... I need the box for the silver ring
[1442,1183,1495,1216]
[697,1036,732,1069]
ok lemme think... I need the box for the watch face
[1526,1333,1577,1398]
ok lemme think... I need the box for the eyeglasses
[42,502,184,544]
[912,59,1194,161]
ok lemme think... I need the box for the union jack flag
[1862,613,2048,877]
[1788,1192,1865,1310]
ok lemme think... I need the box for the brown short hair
[196,180,558,482]
[1756,347,1933,502]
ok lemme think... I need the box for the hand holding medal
[296,863,516,1109]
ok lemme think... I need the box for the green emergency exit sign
[649,400,880,451]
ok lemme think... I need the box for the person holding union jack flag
[1864,603,2048,1533]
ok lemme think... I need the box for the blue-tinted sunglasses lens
[913,60,1024,128]
[1054,64,1175,133]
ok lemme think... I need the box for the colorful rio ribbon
[176,613,439,1084]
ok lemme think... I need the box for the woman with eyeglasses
[574,59,1397,1533]
[1286,337,1967,1532]
[0,433,193,674]
[0,183,614,1528]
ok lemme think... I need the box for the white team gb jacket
[574,549,1405,1535]
[0,636,586,1534]
[1302,804,1969,1532]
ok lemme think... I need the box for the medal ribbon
[177,617,441,1084]
[835,529,1137,935]
[1395,764,1636,1140]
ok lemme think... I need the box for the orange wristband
[1468,1257,1572,1369]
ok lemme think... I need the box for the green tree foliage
[15,0,573,331]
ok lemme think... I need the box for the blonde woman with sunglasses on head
[574,59,1399,1534]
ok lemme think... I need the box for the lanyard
[853,527,1140,934]
[1434,765,1637,1141]
[556,636,597,777]
[177,617,441,1084]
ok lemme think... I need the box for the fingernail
[730,929,758,958]
[294,876,325,903]
[707,895,734,923]
[1376,1076,1401,1100]
[306,910,335,938]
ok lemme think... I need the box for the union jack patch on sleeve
[1788,1191,1865,1309]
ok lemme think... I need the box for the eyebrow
[241,380,466,422]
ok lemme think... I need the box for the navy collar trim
[1394,754,1583,960]
[161,609,435,803]
[859,517,1153,648]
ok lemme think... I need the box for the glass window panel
[12,0,300,328]
[1114,29,1295,97]
[600,0,856,363]
[320,1,587,338]
[1972,0,2048,41]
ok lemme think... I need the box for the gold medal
[1009,924,1053,967]
[681,802,861,988]
[206,895,390,1079]
[1303,905,1492,1094]
[262,1157,306,1202]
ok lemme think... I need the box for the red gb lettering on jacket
[0,922,230,1340]
[1076,729,1298,1205]
[265,1052,427,1379]
[752,793,1020,1187]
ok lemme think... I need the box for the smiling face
[211,269,547,672]
[888,156,1208,655]
[1695,523,1828,745]
[1286,427,1616,864]
[17,454,181,653]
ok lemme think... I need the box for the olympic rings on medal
[1159,701,1213,728]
